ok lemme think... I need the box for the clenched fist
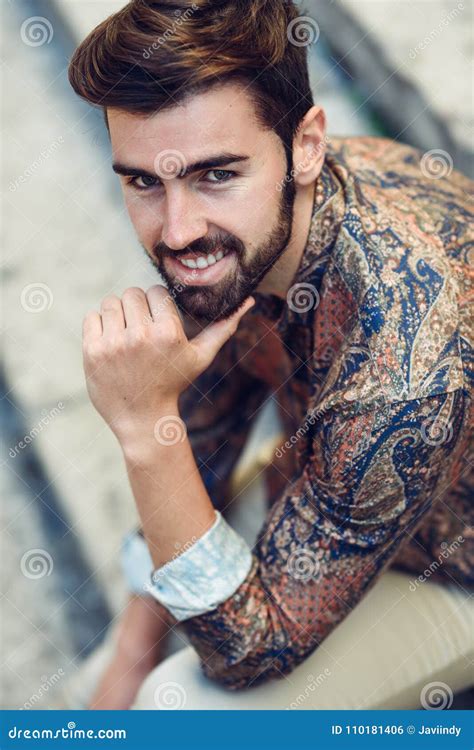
[82,284,254,446]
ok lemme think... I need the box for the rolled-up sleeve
[173,388,469,690]
[121,511,253,617]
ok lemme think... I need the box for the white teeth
[180,257,197,268]
[178,249,227,269]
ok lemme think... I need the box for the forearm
[119,403,217,570]
[116,594,174,657]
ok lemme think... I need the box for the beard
[145,175,296,323]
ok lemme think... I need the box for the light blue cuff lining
[120,511,253,620]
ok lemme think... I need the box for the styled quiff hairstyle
[68,0,315,167]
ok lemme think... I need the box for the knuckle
[122,287,144,302]
[101,294,120,310]
[127,328,147,347]
[83,340,103,361]
[155,318,182,346]
[107,336,125,353]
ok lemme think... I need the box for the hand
[82,285,254,444]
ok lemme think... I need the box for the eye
[204,169,236,184]
[127,175,160,191]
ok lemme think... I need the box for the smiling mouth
[175,247,231,270]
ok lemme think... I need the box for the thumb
[191,296,255,370]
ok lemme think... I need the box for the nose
[160,185,208,250]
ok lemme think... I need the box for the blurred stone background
[1,0,472,709]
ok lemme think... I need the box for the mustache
[154,234,244,260]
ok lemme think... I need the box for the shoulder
[313,137,473,407]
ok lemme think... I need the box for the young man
[68,0,473,709]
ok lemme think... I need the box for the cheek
[233,180,281,239]
[124,194,160,245]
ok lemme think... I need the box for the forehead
[108,83,266,160]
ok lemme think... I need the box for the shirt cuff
[120,528,154,596]
[146,510,253,621]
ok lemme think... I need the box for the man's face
[109,83,296,323]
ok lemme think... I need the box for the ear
[292,106,327,187]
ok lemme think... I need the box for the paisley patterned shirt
[127,136,474,690]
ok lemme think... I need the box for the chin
[177,289,249,324]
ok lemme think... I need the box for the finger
[121,287,151,329]
[192,296,255,369]
[82,310,102,342]
[100,294,125,337]
[145,284,184,330]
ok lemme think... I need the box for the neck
[256,179,316,300]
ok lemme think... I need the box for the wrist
[117,404,182,462]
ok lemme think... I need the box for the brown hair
[68,0,314,167]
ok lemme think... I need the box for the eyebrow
[112,153,250,180]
